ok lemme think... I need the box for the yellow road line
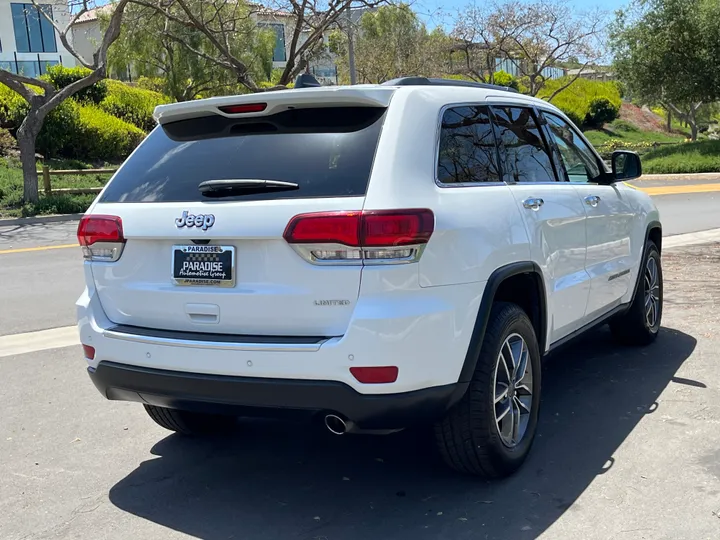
[635,183,720,196]
[0,243,78,255]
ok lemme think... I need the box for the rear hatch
[82,89,393,337]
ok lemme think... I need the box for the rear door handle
[584,195,601,208]
[522,197,544,210]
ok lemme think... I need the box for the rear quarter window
[100,106,386,203]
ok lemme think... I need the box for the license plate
[172,245,235,287]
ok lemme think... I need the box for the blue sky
[416,0,631,29]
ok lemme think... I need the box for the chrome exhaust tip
[324,414,348,435]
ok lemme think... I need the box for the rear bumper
[89,361,467,429]
[77,275,484,395]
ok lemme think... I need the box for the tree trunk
[16,122,40,204]
[666,108,671,132]
[688,107,699,141]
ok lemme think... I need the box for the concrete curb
[637,173,720,182]
[0,213,84,227]
[664,228,720,250]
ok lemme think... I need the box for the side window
[437,105,501,184]
[544,113,601,183]
[491,106,556,183]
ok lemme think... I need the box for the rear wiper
[198,179,299,197]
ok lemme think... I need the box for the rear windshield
[99,106,386,203]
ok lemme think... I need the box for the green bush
[36,100,82,158]
[70,105,145,161]
[100,80,172,132]
[538,77,622,129]
[493,70,520,91]
[21,193,96,217]
[610,119,639,133]
[43,65,107,105]
[0,84,29,129]
[0,128,16,155]
[136,76,166,94]
[585,97,620,127]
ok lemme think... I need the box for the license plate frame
[172,244,235,287]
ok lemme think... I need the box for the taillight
[218,103,267,114]
[77,215,125,262]
[283,209,434,265]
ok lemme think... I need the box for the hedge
[100,80,172,132]
[44,65,107,105]
[0,80,148,161]
[71,105,146,161]
[538,78,622,128]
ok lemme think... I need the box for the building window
[259,23,286,62]
[0,59,59,78]
[11,3,58,53]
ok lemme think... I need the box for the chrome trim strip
[103,328,327,352]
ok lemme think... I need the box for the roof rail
[380,76,519,93]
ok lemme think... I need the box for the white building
[0,0,76,78]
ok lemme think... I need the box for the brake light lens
[283,209,434,265]
[218,103,267,114]
[77,215,125,262]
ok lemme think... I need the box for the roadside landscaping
[0,157,113,218]
[0,66,170,218]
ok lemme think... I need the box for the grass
[0,156,115,218]
[641,140,720,174]
[584,120,688,146]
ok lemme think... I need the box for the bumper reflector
[82,344,96,360]
[350,366,399,384]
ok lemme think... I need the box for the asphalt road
[1,244,719,540]
[652,192,720,235]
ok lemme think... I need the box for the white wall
[70,19,101,66]
[0,0,76,77]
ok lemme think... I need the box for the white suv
[76,76,662,478]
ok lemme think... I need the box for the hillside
[584,103,688,147]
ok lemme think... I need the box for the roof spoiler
[381,76,519,93]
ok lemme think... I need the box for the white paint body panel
[78,84,661,396]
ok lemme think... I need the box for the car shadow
[109,326,696,540]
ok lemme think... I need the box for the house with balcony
[0,0,75,78]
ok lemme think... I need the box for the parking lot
[1,224,720,539]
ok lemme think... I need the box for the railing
[39,165,116,196]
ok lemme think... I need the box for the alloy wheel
[493,333,533,447]
[644,256,660,329]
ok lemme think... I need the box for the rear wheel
[610,241,662,346]
[434,302,541,478]
[144,405,237,436]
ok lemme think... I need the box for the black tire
[144,405,237,436]
[609,241,663,346]
[434,302,541,478]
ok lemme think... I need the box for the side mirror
[612,150,642,181]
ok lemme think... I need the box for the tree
[133,0,389,90]
[451,0,605,96]
[329,4,451,84]
[611,0,720,140]
[0,0,129,203]
[106,2,274,101]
